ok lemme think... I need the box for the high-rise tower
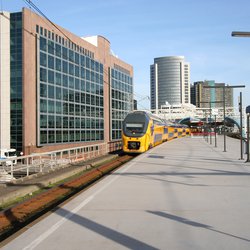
[150,56,190,109]
[192,81,234,108]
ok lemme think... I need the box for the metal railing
[0,141,122,183]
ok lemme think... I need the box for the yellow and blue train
[122,111,190,153]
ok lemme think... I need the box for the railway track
[0,154,134,241]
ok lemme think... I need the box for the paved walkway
[1,136,250,249]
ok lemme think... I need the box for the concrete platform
[1,136,250,249]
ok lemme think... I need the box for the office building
[190,83,196,106]
[0,12,10,149]
[150,56,190,109]
[192,80,233,108]
[0,8,133,154]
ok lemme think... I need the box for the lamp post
[223,86,226,151]
[231,31,249,161]
[204,85,245,152]
[232,31,250,37]
[238,92,244,160]
[246,106,250,162]
[210,102,212,144]
[214,115,217,147]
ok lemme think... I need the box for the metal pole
[223,86,226,152]
[215,115,217,147]
[210,102,212,144]
[203,85,245,153]
[203,123,205,139]
[246,114,250,162]
[239,92,244,160]
[205,112,208,142]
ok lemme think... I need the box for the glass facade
[10,12,23,152]
[111,68,133,140]
[9,12,133,151]
[150,56,190,108]
[37,29,104,145]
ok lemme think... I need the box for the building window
[110,68,133,140]
[38,33,104,146]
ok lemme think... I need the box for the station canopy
[179,116,239,128]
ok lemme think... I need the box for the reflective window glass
[48,55,54,69]
[40,52,47,67]
[56,101,62,114]
[55,73,61,85]
[48,130,55,143]
[62,47,68,60]
[56,131,62,143]
[40,68,47,82]
[56,44,61,57]
[48,40,54,54]
[40,131,47,143]
[63,116,68,128]
[48,100,55,113]
[48,115,55,128]
[63,61,68,74]
[63,131,68,142]
[40,99,47,113]
[56,87,61,99]
[48,70,54,83]
[40,37,47,52]
[48,85,55,99]
[56,116,62,128]
[40,115,47,128]
[40,83,47,97]
[63,75,68,87]
[56,58,62,71]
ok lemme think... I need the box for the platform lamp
[238,92,244,160]
[246,106,250,162]
[232,31,250,37]
[231,31,249,160]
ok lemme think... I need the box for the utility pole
[239,92,244,160]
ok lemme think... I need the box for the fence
[0,141,122,183]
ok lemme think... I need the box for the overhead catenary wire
[22,0,72,43]
[22,0,132,91]
[20,0,134,116]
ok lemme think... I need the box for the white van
[0,148,17,166]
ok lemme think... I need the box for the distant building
[192,80,233,108]
[133,99,138,110]
[0,8,133,154]
[190,83,196,106]
[150,56,190,109]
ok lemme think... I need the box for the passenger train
[122,111,190,153]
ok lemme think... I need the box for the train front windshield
[125,123,144,134]
[123,112,149,137]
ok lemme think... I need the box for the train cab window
[125,123,144,133]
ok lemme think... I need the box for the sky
[2,0,250,110]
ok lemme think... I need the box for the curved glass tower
[150,56,190,109]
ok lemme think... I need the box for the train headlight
[128,141,140,150]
